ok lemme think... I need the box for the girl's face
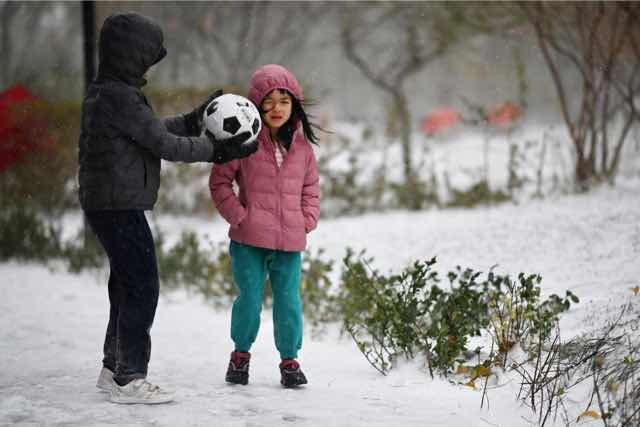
[261,89,292,132]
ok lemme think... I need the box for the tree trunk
[0,3,19,89]
[392,90,421,210]
[82,1,96,93]
[575,151,594,189]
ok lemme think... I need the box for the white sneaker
[109,378,174,404]
[96,367,115,392]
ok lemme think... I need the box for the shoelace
[230,355,250,371]
[129,379,161,393]
[144,381,160,392]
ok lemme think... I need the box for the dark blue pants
[85,210,159,386]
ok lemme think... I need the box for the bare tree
[338,3,472,209]
[196,2,324,86]
[521,2,640,187]
[0,1,20,88]
[0,2,53,89]
[1,2,82,97]
[99,2,326,89]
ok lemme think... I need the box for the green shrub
[0,205,62,262]
[482,270,579,364]
[447,180,511,208]
[154,229,240,306]
[155,230,223,293]
[337,250,578,377]
[298,248,336,333]
[389,175,440,211]
[62,228,105,273]
[433,267,490,373]
[338,251,489,375]
[320,152,375,216]
[0,204,103,272]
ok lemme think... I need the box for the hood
[248,64,303,107]
[97,12,167,87]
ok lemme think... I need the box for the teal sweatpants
[229,240,303,359]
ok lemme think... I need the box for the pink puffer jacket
[209,65,320,252]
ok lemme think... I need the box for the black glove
[206,130,259,164]
[183,89,223,135]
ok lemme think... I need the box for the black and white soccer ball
[203,94,262,143]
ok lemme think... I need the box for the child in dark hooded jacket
[79,11,257,404]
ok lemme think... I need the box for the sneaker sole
[225,379,249,385]
[225,373,249,385]
[109,395,174,405]
[281,381,307,388]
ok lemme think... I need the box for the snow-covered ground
[1,178,639,426]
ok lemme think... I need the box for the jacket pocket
[232,204,249,228]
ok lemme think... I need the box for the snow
[1,178,639,426]
[322,121,640,207]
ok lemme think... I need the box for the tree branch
[523,3,576,143]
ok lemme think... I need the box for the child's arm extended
[301,149,320,233]
[163,90,223,137]
[209,160,247,227]
[112,89,214,163]
[162,115,191,137]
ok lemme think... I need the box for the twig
[481,341,494,410]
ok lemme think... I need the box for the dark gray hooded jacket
[78,12,213,211]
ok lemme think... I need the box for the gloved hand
[205,130,259,164]
[183,89,223,135]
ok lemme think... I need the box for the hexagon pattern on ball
[203,94,262,144]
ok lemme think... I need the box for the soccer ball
[203,94,262,143]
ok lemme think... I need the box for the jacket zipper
[272,140,283,250]
[270,136,295,250]
[143,158,147,188]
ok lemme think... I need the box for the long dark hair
[260,90,324,150]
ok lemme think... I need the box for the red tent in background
[421,108,460,137]
[487,101,522,127]
[0,85,51,172]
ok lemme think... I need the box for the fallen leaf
[577,410,601,421]
[472,365,492,378]
[456,365,470,375]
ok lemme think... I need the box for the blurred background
[1,1,639,265]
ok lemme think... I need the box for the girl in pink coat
[209,64,320,388]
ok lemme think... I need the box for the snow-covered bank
[1,181,639,426]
